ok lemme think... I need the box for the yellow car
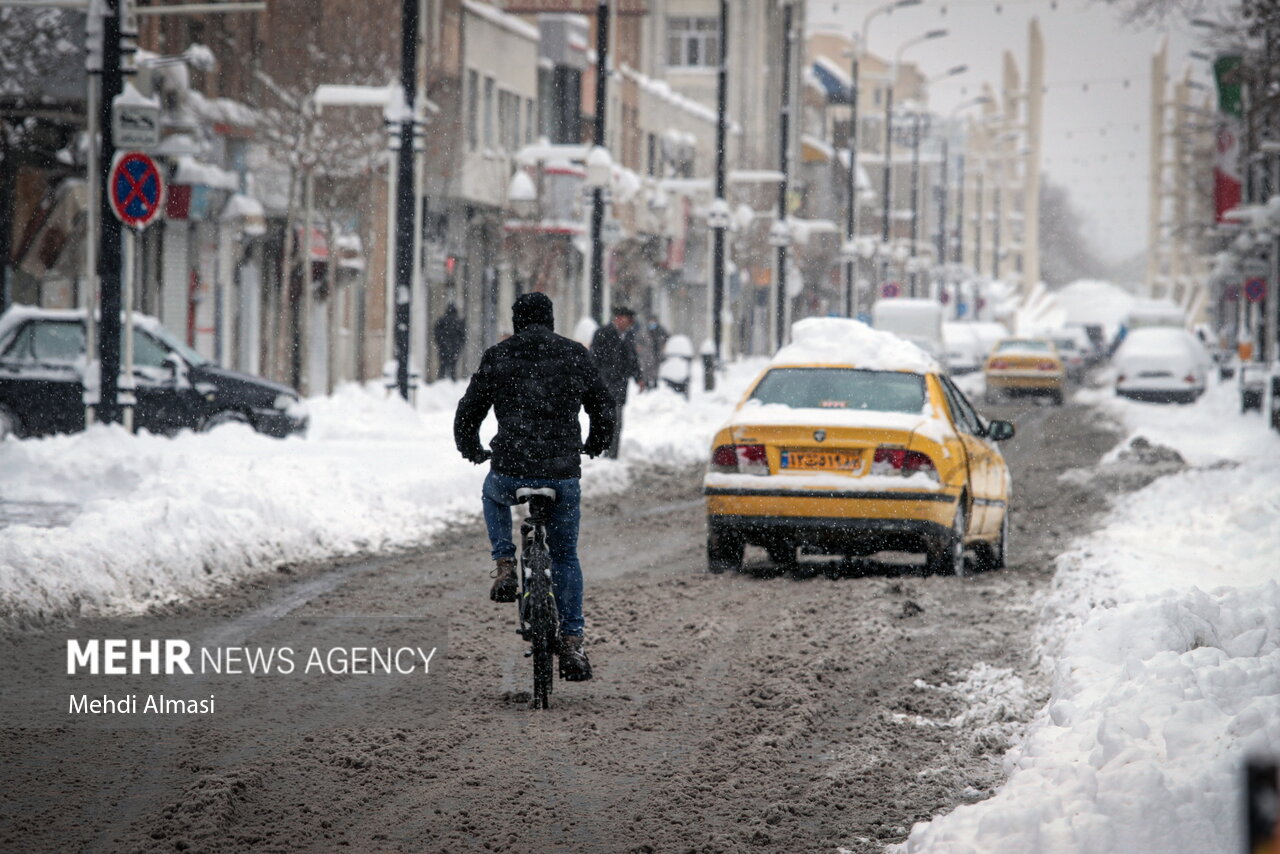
[983,338,1066,405]
[704,318,1015,576]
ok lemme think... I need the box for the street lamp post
[391,0,419,401]
[845,0,922,319]
[710,0,729,364]
[880,28,947,296]
[589,0,610,324]
[775,1,794,350]
[936,96,991,302]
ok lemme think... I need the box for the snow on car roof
[0,304,170,349]
[1117,327,1196,355]
[772,317,939,374]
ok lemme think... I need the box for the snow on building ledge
[463,0,539,41]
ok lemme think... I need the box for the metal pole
[845,46,860,317]
[83,63,99,425]
[936,136,948,275]
[589,0,610,325]
[880,82,894,293]
[992,183,1002,280]
[953,152,964,266]
[973,170,983,280]
[908,112,921,296]
[393,0,418,399]
[96,0,123,425]
[775,2,793,350]
[711,0,728,362]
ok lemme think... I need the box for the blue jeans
[482,470,584,636]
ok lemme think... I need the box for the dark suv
[0,306,307,440]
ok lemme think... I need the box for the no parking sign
[1245,278,1266,303]
[109,151,165,229]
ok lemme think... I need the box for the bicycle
[514,486,560,709]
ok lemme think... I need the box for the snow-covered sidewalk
[895,378,1280,852]
[0,360,764,627]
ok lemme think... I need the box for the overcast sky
[807,0,1220,264]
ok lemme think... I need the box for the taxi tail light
[873,448,938,481]
[989,359,1009,370]
[1037,360,1058,371]
[711,443,769,475]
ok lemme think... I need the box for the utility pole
[908,112,922,296]
[775,2,793,350]
[589,0,610,324]
[392,0,418,400]
[844,39,860,318]
[710,0,728,362]
[96,0,127,426]
[936,135,948,273]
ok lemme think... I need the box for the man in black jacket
[454,293,615,681]
[590,306,644,458]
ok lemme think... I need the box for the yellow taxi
[983,338,1066,405]
[704,318,1015,576]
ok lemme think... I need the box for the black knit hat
[512,292,554,332]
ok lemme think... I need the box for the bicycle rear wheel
[524,546,557,709]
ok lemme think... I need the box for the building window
[646,133,657,176]
[666,16,719,69]
[483,76,495,148]
[498,91,521,152]
[525,98,535,144]
[466,69,479,150]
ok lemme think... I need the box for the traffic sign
[1245,278,1266,303]
[109,152,165,229]
[112,83,161,149]
[881,281,901,298]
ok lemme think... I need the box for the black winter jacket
[454,324,616,479]
[590,323,643,404]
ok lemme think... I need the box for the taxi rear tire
[926,502,967,576]
[766,540,797,570]
[707,528,744,573]
[0,405,21,441]
[1051,389,1064,406]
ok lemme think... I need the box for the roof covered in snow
[771,317,939,374]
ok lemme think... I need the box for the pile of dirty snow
[0,359,766,627]
[893,377,1280,853]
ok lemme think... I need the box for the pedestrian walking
[636,315,669,390]
[434,303,466,381]
[590,306,644,458]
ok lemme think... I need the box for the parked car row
[0,306,307,441]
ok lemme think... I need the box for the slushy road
[2,393,1135,853]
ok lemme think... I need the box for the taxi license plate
[780,449,863,472]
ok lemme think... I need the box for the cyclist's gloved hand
[462,447,492,464]
[582,439,607,459]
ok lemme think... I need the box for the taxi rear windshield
[749,368,926,414]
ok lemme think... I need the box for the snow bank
[773,317,939,374]
[0,359,766,626]
[894,378,1280,853]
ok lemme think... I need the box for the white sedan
[1114,327,1213,404]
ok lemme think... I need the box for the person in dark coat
[636,315,669,390]
[590,306,644,458]
[454,293,615,681]
[434,304,466,381]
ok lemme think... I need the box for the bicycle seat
[515,487,557,503]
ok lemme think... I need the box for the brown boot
[557,634,593,681]
[489,558,518,603]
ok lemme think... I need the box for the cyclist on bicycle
[454,293,616,681]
